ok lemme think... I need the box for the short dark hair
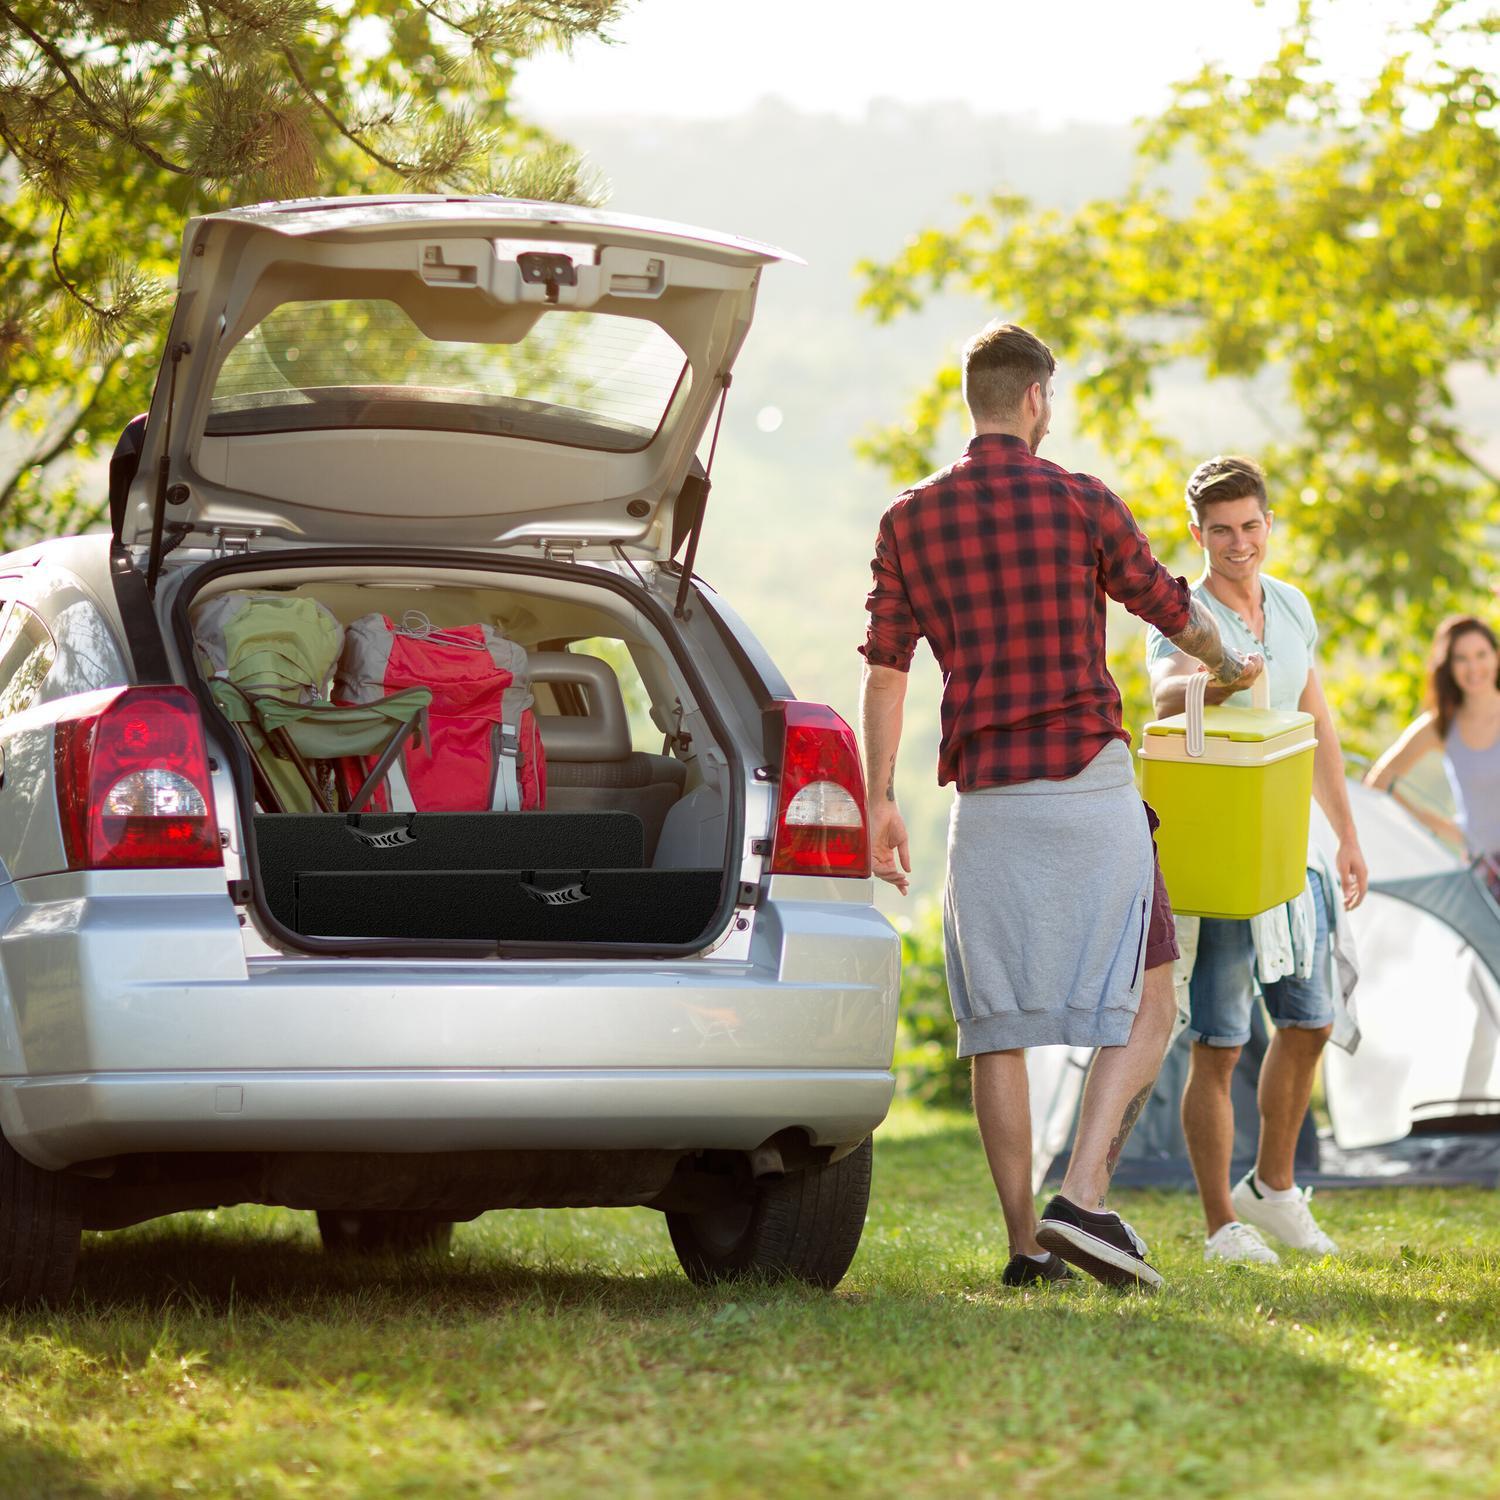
[1184,455,1269,526]
[962,322,1055,421]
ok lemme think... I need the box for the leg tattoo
[1100,1083,1153,1204]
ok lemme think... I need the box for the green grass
[2,1105,1497,1499]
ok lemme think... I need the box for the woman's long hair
[1427,615,1500,737]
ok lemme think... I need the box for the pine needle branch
[0,1,190,176]
[413,0,622,49]
[47,208,170,355]
[48,209,111,320]
[412,0,480,40]
[278,44,412,175]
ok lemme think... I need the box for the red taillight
[54,687,222,871]
[769,701,871,878]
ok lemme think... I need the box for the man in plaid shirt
[860,322,1261,1291]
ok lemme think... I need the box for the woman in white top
[1366,616,1500,871]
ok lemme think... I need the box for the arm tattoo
[1168,597,1246,688]
[1100,1083,1154,1201]
[885,754,897,802]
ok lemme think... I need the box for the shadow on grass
[32,1204,1496,1358]
[58,1218,703,1320]
[0,1441,156,1500]
[3,1206,1493,1497]
[3,1224,1446,1497]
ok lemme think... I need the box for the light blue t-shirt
[1144,573,1318,711]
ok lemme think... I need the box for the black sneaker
[1001,1251,1077,1288]
[1035,1195,1164,1291]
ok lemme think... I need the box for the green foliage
[891,906,967,1107]
[0,0,623,549]
[857,0,1500,748]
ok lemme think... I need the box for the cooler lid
[1144,706,1315,745]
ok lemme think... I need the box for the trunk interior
[177,557,739,955]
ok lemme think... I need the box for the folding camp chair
[207,678,431,813]
[194,592,430,814]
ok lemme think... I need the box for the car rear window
[208,299,689,453]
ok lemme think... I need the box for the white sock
[1253,1171,1297,1201]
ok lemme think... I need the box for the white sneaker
[1204,1220,1280,1265]
[1231,1171,1339,1255]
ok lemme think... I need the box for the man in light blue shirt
[1144,456,1368,1266]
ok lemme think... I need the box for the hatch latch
[517,251,577,306]
[212,527,260,558]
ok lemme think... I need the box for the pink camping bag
[333,612,546,812]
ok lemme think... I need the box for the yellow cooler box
[1139,673,1317,920]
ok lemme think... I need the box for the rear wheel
[0,1133,82,1305]
[666,1138,872,1290]
[315,1210,454,1256]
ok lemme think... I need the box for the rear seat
[531,653,687,861]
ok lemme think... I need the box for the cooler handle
[1185,662,1270,758]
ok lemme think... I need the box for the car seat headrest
[530,652,632,762]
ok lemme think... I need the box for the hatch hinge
[212,526,261,558]
[541,539,578,564]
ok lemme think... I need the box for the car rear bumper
[0,876,901,1168]
[1,1067,897,1168]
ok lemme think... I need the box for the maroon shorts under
[1143,802,1178,971]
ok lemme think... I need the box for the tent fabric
[1325,782,1500,1149]
[1368,866,1500,999]
[1030,1008,1320,1193]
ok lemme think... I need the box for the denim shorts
[1186,869,1334,1048]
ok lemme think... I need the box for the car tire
[666,1137,872,1290]
[315,1210,454,1256]
[0,1132,83,1305]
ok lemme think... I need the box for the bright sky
[514,0,1431,125]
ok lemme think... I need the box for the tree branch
[278,45,413,175]
[1446,436,1500,490]
[412,0,480,38]
[0,349,121,514]
[48,209,113,319]
[0,2,190,176]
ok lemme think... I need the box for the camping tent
[1029,779,1500,1190]
[1325,781,1500,1147]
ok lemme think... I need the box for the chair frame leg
[346,719,421,814]
[272,728,331,814]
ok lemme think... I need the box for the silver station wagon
[0,196,900,1302]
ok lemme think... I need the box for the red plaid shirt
[861,433,1192,789]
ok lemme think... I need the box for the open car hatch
[124,197,799,569]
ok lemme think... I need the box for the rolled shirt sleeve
[1095,487,1192,638]
[860,508,919,671]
